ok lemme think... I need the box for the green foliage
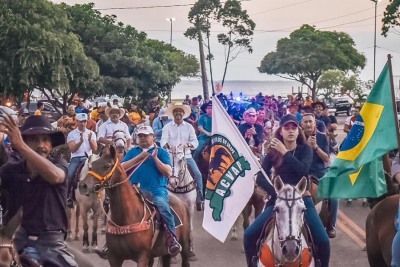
[0,0,99,109]
[382,0,400,36]
[258,25,366,101]
[317,70,372,105]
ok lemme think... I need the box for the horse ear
[296,176,308,195]
[274,175,284,193]
[109,145,117,159]
[3,208,22,239]
[100,144,110,157]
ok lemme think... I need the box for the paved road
[67,114,372,266]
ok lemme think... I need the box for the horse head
[80,145,120,195]
[273,176,308,263]
[78,153,101,195]
[112,130,127,154]
[168,145,192,190]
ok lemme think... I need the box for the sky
[51,0,400,82]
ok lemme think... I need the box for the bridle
[170,146,187,183]
[113,130,127,148]
[0,240,19,267]
[274,187,304,249]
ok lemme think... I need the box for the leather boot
[94,244,109,259]
[196,189,204,211]
[164,225,182,256]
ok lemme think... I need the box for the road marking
[336,220,366,249]
[338,210,366,239]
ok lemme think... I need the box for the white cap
[76,113,88,121]
[159,108,168,117]
[137,126,154,135]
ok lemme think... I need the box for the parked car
[21,102,62,122]
[327,98,353,116]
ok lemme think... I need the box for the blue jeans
[67,156,87,181]
[186,157,203,194]
[244,196,330,267]
[328,199,339,228]
[153,193,176,234]
[193,137,209,162]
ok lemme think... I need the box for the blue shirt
[122,146,171,194]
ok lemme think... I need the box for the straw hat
[166,102,191,119]
[105,105,125,119]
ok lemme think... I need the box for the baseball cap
[137,126,154,135]
[158,108,168,118]
[76,113,88,121]
[279,114,299,127]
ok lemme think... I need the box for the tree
[258,25,366,100]
[185,0,255,97]
[217,0,255,86]
[317,70,372,106]
[382,0,400,36]
[0,0,99,111]
[63,3,199,106]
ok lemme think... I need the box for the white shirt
[160,121,198,158]
[97,119,131,142]
[67,128,97,158]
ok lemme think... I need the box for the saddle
[256,217,317,267]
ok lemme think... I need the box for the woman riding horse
[243,114,330,267]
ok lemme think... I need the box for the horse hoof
[170,256,178,264]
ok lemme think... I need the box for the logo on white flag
[205,134,251,221]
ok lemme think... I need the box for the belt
[71,156,88,159]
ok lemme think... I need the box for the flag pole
[387,54,400,149]
[212,96,273,187]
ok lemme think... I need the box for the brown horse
[79,144,191,267]
[366,194,399,267]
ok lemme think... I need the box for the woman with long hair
[243,114,330,267]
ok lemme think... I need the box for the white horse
[257,176,315,267]
[167,144,197,261]
[112,129,129,155]
[67,154,102,253]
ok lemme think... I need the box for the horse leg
[136,254,150,267]
[161,254,171,267]
[108,256,124,267]
[66,207,72,242]
[187,202,197,261]
[81,209,90,253]
[242,201,252,230]
[74,204,80,240]
[91,207,101,250]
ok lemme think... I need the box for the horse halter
[87,158,120,191]
[0,241,19,267]
[170,147,186,181]
[113,130,127,146]
[274,187,304,248]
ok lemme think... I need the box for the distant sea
[171,79,305,100]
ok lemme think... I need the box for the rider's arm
[152,148,172,178]
[160,124,170,148]
[89,132,98,152]
[121,149,148,171]
[67,131,83,154]
[256,153,274,194]
[282,145,313,185]
[187,125,199,149]
[315,134,330,164]
[97,123,113,145]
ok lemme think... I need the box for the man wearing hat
[238,107,264,147]
[123,126,182,256]
[160,103,204,200]
[0,115,78,266]
[66,113,97,206]
[288,102,302,122]
[153,108,172,146]
[97,105,131,151]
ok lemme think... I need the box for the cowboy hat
[20,116,65,147]
[166,102,191,119]
[105,105,125,118]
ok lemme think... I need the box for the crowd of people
[0,91,398,267]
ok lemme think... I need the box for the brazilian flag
[318,63,398,198]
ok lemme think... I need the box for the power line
[318,14,383,30]
[95,0,252,11]
[250,0,314,16]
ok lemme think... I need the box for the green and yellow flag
[318,63,398,198]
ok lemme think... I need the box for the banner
[318,62,398,198]
[202,97,263,242]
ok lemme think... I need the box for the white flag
[202,97,262,242]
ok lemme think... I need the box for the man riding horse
[96,126,182,259]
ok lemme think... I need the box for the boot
[164,225,182,256]
[94,244,109,260]
[196,189,204,211]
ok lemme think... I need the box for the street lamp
[372,0,382,82]
[166,17,175,45]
